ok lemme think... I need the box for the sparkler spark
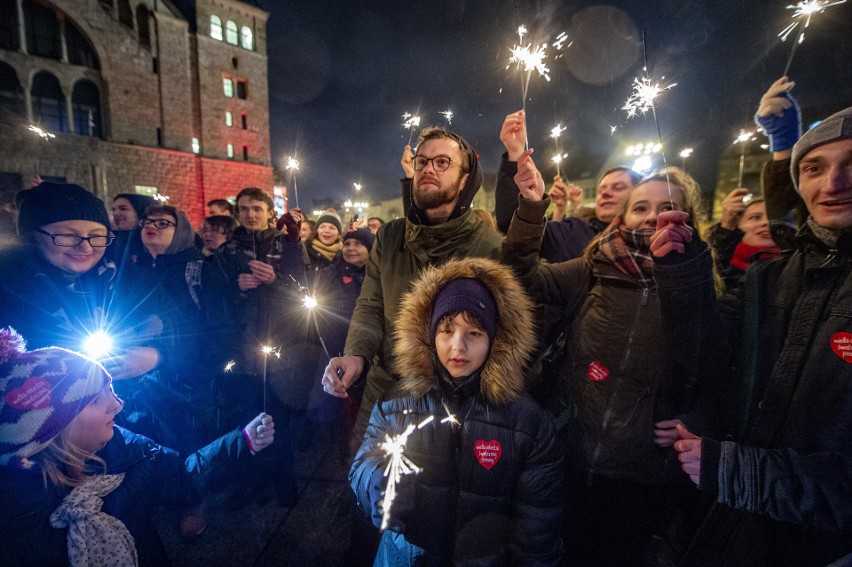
[286,157,300,171]
[153,194,169,202]
[507,43,551,82]
[733,129,756,145]
[550,124,566,140]
[224,360,236,372]
[28,125,56,140]
[552,31,571,52]
[379,415,435,530]
[551,153,568,164]
[610,125,618,135]
[302,295,318,309]
[779,0,847,42]
[440,110,453,124]
[402,114,421,130]
[622,76,677,119]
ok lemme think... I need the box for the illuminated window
[191,138,200,154]
[226,143,234,159]
[225,21,238,45]
[225,111,233,127]
[240,26,253,50]
[210,15,222,40]
[223,76,233,97]
[134,185,158,196]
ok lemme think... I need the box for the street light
[679,147,693,170]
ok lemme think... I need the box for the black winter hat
[16,182,110,237]
[430,278,498,342]
[343,227,375,250]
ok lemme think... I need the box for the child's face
[435,313,489,379]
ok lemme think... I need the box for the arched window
[225,20,238,45]
[118,0,133,29]
[0,62,25,118]
[240,26,253,50]
[0,0,19,51]
[72,80,101,137]
[210,15,222,41]
[65,21,99,70]
[31,71,67,133]
[136,5,150,48]
[23,1,60,59]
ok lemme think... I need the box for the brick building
[0,0,272,225]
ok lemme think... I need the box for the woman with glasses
[0,182,161,381]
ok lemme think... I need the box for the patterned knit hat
[316,210,343,234]
[0,328,111,469]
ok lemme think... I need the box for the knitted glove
[755,78,801,152]
[276,213,301,242]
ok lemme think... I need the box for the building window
[118,0,133,29]
[226,143,234,159]
[236,80,247,100]
[210,15,222,40]
[65,21,100,70]
[225,20,238,45]
[136,5,150,48]
[241,112,247,129]
[242,145,248,161]
[134,185,158,196]
[31,71,67,133]
[240,26,253,50]
[24,1,61,60]
[225,111,232,127]
[192,138,200,154]
[0,62,25,118]
[223,76,233,97]
[0,0,19,51]
[71,80,101,137]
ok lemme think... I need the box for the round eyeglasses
[140,218,176,230]
[36,228,114,248]
[412,154,460,172]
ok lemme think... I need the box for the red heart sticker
[342,276,353,284]
[5,377,52,410]
[474,439,502,470]
[831,332,852,363]
[588,361,609,381]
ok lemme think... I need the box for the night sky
[264,0,852,207]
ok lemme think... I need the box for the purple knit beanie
[0,328,111,469]
[430,278,498,342]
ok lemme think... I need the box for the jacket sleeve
[712,441,852,535]
[343,227,385,363]
[501,195,593,310]
[494,153,519,234]
[183,429,255,497]
[349,402,392,520]
[762,158,803,249]
[509,413,565,566]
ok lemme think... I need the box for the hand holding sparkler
[242,412,276,454]
[104,346,161,380]
[249,260,276,284]
[322,355,365,398]
[720,188,751,230]
[401,145,414,179]
[513,149,545,202]
[755,77,801,154]
[500,110,527,161]
[650,210,694,257]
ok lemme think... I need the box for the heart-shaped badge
[474,439,502,470]
[588,361,609,382]
[830,332,852,363]
[5,377,52,410]
[342,276,353,284]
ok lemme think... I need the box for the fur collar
[391,257,536,405]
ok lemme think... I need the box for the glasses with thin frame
[412,154,462,172]
[36,228,114,247]
[139,218,176,230]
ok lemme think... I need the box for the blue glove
[755,91,801,152]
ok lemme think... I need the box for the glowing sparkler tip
[286,156,300,171]
[28,124,56,140]
[551,153,568,164]
[622,76,677,120]
[440,110,454,124]
[302,295,318,309]
[83,330,113,360]
[550,124,566,140]
[224,360,236,372]
[153,194,169,202]
[733,129,757,144]
[402,114,421,130]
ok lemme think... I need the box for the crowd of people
[0,75,850,567]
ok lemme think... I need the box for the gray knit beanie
[791,106,852,192]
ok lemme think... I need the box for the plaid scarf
[597,217,655,288]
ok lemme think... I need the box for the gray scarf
[806,216,852,249]
[50,473,137,567]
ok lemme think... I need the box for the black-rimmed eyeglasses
[412,154,462,172]
[139,218,176,230]
[36,228,114,247]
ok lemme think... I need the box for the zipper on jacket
[587,286,650,481]
[820,248,839,267]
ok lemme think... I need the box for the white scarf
[50,473,138,567]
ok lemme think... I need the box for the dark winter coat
[494,153,605,262]
[0,426,255,567]
[654,224,852,566]
[350,258,564,566]
[502,196,687,484]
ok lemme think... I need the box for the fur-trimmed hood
[391,257,536,405]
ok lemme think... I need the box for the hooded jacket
[654,223,852,566]
[350,258,564,566]
[346,140,504,440]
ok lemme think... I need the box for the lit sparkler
[153,194,169,202]
[552,31,572,54]
[550,123,568,177]
[610,125,618,135]
[779,1,847,75]
[402,113,421,147]
[353,183,362,192]
[260,344,280,414]
[622,75,677,119]
[302,295,318,310]
[440,110,453,125]
[679,147,694,170]
[29,124,56,140]
[286,156,300,209]
[506,24,551,119]
[550,124,566,140]
[224,360,236,372]
[83,330,114,360]
[733,129,757,187]
[379,415,434,530]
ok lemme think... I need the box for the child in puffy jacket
[350,257,564,566]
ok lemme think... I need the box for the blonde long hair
[30,435,107,489]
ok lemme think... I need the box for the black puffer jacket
[502,196,688,484]
[654,224,852,566]
[0,426,254,567]
[350,258,564,566]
